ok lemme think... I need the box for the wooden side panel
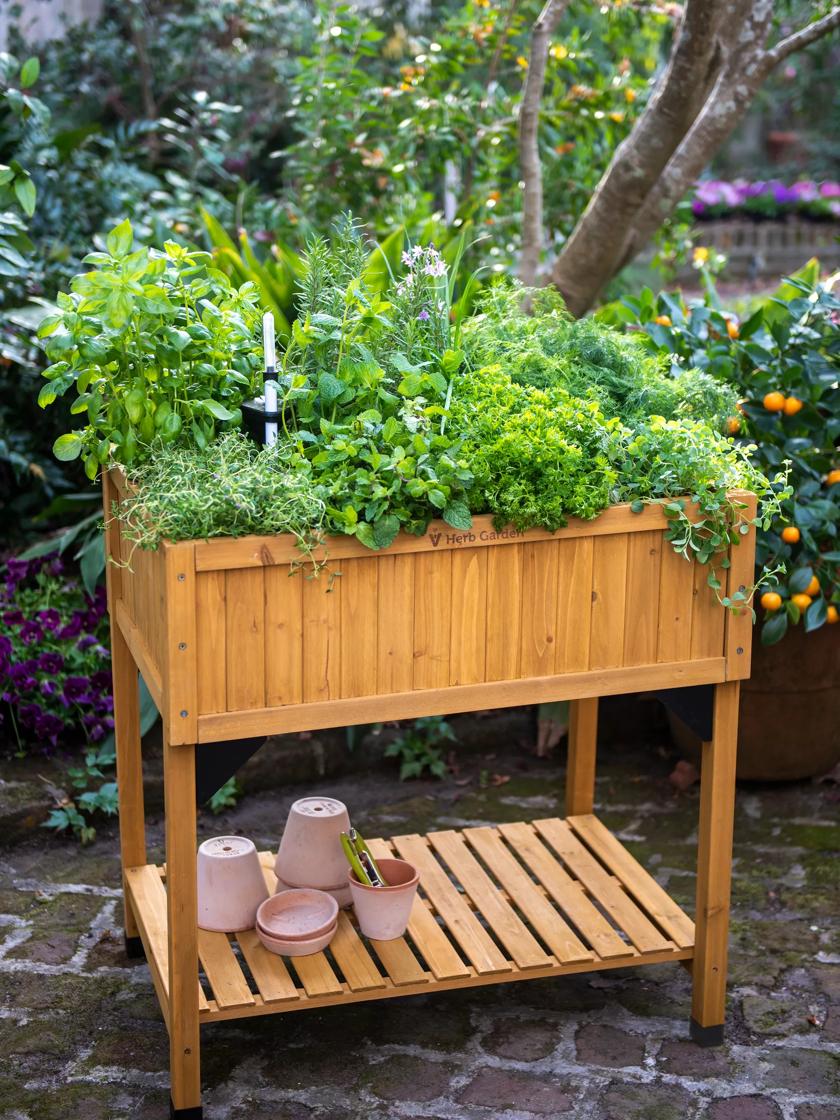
[377,554,415,694]
[339,557,379,699]
[485,544,523,682]
[555,537,594,673]
[657,542,695,662]
[520,541,559,678]
[163,544,197,745]
[449,548,488,686]
[623,531,662,666]
[264,566,303,707]
[724,494,757,679]
[589,535,628,670]
[225,568,265,712]
[302,569,341,703]
[196,571,227,715]
[690,554,726,660]
[413,551,452,689]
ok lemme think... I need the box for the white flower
[401,250,413,267]
[423,257,447,277]
[411,244,424,260]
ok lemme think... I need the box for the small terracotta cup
[197,836,269,933]
[274,796,352,908]
[348,857,419,941]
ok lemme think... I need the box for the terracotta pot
[669,623,840,781]
[197,836,269,933]
[274,796,352,907]
[348,857,419,941]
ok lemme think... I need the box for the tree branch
[547,0,731,313]
[766,7,840,65]
[518,0,570,288]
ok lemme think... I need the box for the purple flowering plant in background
[691,179,840,221]
[0,552,113,755]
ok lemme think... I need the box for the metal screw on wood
[178,642,187,650]
[177,573,186,582]
[180,710,188,718]
[737,647,744,654]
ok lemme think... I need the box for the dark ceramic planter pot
[669,622,840,781]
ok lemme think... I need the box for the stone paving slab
[0,739,838,1119]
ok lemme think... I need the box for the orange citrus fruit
[791,593,812,612]
[826,470,840,486]
[654,314,672,326]
[763,391,786,412]
[726,416,741,435]
[781,526,800,543]
[827,605,839,624]
[805,575,821,597]
[726,319,739,339]
[783,396,803,415]
[760,591,782,612]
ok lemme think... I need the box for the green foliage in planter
[450,363,620,531]
[599,261,839,642]
[119,431,324,551]
[462,283,738,429]
[272,219,474,548]
[37,223,263,478]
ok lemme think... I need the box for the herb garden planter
[104,469,756,1119]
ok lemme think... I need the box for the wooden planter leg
[566,698,598,816]
[165,739,202,1118]
[690,680,739,1046]
[111,621,147,957]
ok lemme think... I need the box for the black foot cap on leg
[124,934,146,960]
[690,1018,725,1047]
[169,1102,202,1120]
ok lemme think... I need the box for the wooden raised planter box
[103,469,756,1118]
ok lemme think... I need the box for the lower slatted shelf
[125,813,695,1024]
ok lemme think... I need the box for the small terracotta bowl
[256,919,337,958]
[256,889,338,942]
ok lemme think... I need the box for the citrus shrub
[598,261,840,644]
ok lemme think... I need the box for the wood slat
[197,928,255,1010]
[623,531,661,665]
[197,657,728,742]
[690,552,726,660]
[485,544,522,682]
[534,818,672,954]
[340,557,379,699]
[555,537,593,673]
[391,833,511,975]
[301,568,341,702]
[428,830,553,970]
[190,501,681,571]
[497,823,630,961]
[520,541,559,677]
[589,534,628,670]
[225,568,265,711]
[724,495,757,679]
[657,542,695,662]
[196,571,227,714]
[449,549,488,686]
[465,827,592,963]
[376,554,415,694]
[368,934,429,987]
[567,814,695,950]
[236,929,299,1004]
[367,837,469,981]
[264,566,303,707]
[289,952,344,998]
[413,551,452,689]
[328,912,387,992]
[163,544,198,745]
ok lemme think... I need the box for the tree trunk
[541,2,840,316]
